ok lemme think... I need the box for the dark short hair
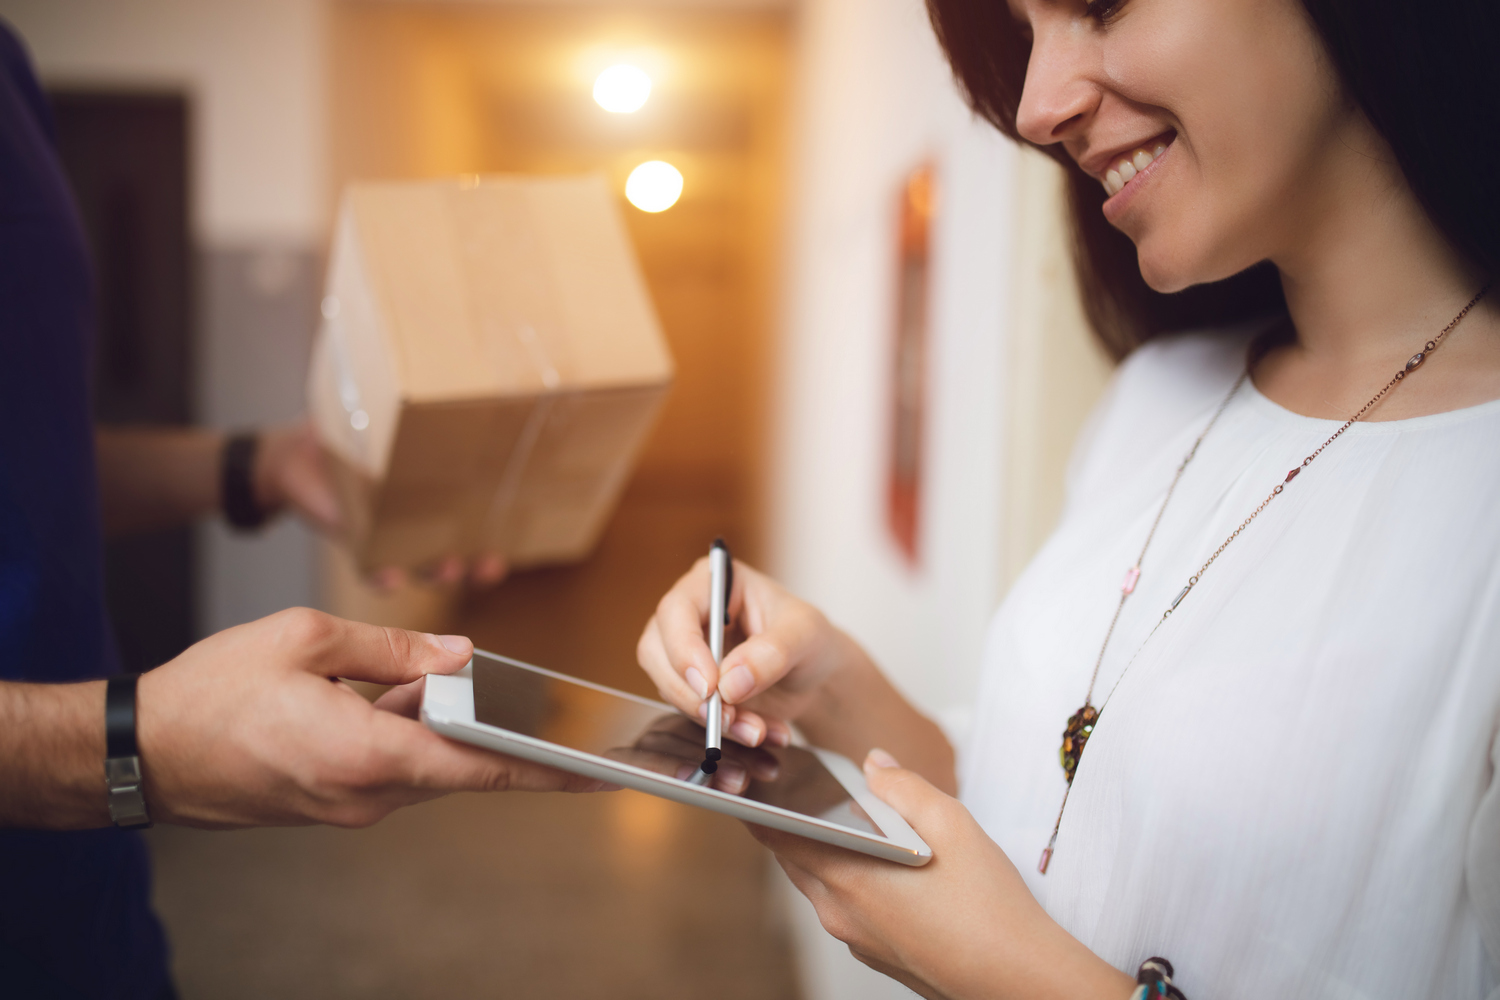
[925,0,1500,360]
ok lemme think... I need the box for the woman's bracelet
[1131,957,1186,1000]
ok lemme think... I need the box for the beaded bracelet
[1130,957,1186,1000]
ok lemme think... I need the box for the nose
[1015,21,1101,146]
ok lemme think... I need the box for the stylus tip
[705,747,722,761]
[700,759,718,774]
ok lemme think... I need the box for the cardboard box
[307,174,673,572]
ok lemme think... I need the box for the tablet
[421,650,932,865]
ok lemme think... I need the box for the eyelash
[1085,0,1125,23]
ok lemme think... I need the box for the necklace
[1038,284,1491,876]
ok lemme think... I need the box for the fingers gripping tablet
[422,651,931,865]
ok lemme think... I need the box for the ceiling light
[593,64,652,113]
[625,161,683,213]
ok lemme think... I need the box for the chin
[1132,229,1254,296]
[1133,245,1200,295]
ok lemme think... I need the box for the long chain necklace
[1038,284,1491,876]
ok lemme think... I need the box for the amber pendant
[1059,703,1098,784]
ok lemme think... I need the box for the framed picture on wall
[887,162,934,567]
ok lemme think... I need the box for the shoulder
[1063,324,1265,514]
[1115,324,1260,406]
[0,20,56,146]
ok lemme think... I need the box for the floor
[146,786,802,999]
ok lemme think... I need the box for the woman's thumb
[862,748,951,834]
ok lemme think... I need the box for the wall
[773,0,1011,756]
[2,0,328,633]
[2,0,327,244]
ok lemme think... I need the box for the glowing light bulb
[593,64,652,113]
[625,161,684,213]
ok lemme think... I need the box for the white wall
[772,0,1013,757]
[770,0,1017,995]
[1,0,327,245]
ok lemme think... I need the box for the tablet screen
[472,655,884,837]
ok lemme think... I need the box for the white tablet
[421,650,932,865]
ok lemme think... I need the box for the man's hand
[251,421,512,589]
[136,608,601,829]
[96,422,511,589]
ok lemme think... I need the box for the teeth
[1100,141,1168,196]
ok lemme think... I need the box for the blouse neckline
[1243,373,1500,435]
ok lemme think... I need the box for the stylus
[700,538,731,775]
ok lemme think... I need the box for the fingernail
[685,667,710,700]
[866,748,900,769]
[729,719,762,746]
[768,726,791,748]
[718,762,748,790]
[438,634,472,655]
[720,665,755,703]
[697,701,709,721]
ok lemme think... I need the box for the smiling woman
[631,0,1500,997]
[928,0,1499,361]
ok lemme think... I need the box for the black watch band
[221,432,269,531]
[105,674,152,829]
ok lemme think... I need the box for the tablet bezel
[420,653,933,866]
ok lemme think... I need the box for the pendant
[1059,703,1098,785]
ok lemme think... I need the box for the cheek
[1106,0,1339,289]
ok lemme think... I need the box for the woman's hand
[636,558,854,750]
[753,750,1135,1000]
[255,420,509,590]
[136,608,602,829]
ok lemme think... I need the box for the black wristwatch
[104,674,152,829]
[221,431,269,531]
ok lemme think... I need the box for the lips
[1099,133,1173,197]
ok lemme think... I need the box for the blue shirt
[0,21,172,999]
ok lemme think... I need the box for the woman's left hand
[751,749,1135,1000]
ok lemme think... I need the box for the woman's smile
[1097,130,1176,222]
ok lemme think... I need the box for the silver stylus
[700,538,730,774]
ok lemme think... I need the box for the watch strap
[221,432,269,531]
[104,674,152,829]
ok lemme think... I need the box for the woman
[635,0,1500,995]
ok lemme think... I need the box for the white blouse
[961,329,1500,999]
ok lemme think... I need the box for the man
[0,22,588,999]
